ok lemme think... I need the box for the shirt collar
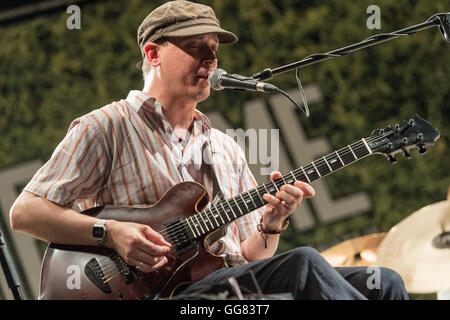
[126,90,212,139]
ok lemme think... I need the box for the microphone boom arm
[252,13,450,81]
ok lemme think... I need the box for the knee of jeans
[379,267,408,298]
[290,247,323,263]
[380,268,403,285]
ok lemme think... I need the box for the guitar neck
[185,138,373,239]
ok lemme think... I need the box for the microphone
[208,68,279,93]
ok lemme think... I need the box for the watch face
[93,227,104,238]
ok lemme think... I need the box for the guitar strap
[203,138,224,205]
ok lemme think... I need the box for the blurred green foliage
[0,0,448,299]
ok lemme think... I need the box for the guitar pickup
[110,253,135,284]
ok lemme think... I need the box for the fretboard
[185,138,372,239]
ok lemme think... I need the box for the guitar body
[39,181,226,300]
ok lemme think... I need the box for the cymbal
[321,233,385,267]
[377,200,450,293]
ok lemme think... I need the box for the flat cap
[137,1,238,68]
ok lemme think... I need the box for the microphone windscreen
[208,68,226,90]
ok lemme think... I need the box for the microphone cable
[225,72,310,117]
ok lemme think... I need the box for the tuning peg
[402,137,408,146]
[403,150,411,159]
[418,146,427,154]
[384,142,393,153]
[416,133,424,142]
[408,119,415,127]
[371,129,381,135]
[388,155,397,164]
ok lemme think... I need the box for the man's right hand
[104,220,172,273]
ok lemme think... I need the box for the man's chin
[191,88,211,103]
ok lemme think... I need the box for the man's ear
[144,43,161,67]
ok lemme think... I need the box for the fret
[204,209,216,229]
[290,171,297,183]
[335,151,345,166]
[207,213,215,229]
[361,138,372,154]
[199,214,210,232]
[213,205,225,224]
[280,175,288,185]
[225,199,237,219]
[219,202,231,222]
[271,180,280,192]
[300,166,311,182]
[203,213,213,232]
[353,141,370,158]
[262,183,271,195]
[326,154,343,171]
[304,164,320,181]
[311,161,321,177]
[232,197,243,217]
[338,148,355,165]
[193,215,205,234]
[188,216,200,237]
[208,207,220,227]
[254,188,264,204]
[247,190,257,209]
[348,145,357,160]
[316,158,331,176]
[222,199,232,221]
[185,217,198,238]
[323,156,332,172]
[239,194,249,212]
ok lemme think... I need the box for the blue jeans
[182,247,409,300]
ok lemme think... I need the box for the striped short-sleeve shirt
[24,90,263,266]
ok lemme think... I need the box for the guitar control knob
[418,146,427,154]
[388,155,397,164]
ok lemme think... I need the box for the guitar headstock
[366,115,440,163]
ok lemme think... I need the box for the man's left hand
[262,171,315,230]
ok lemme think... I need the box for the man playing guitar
[10,0,408,300]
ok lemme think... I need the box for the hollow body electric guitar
[39,115,440,300]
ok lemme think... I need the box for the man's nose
[201,48,217,68]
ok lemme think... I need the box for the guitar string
[100,259,128,275]
[96,132,393,268]
[153,136,380,242]
[96,255,129,276]
[150,134,387,248]
[148,134,389,245]
[102,266,128,284]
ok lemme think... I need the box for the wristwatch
[93,219,107,246]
